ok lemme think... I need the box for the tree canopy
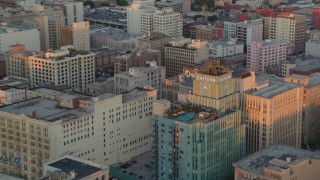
[207,15,217,22]
[101,1,110,7]
[117,0,128,6]
[84,0,95,8]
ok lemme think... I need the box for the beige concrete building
[127,3,182,37]
[152,8,183,37]
[263,13,306,53]
[42,155,109,180]
[285,74,320,145]
[61,21,90,51]
[6,45,95,92]
[159,73,193,103]
[306,29,320,40]
[0,86,26,106]
[5,44,35,79]
[195,25,215,41]
[233,145,320,180]
[114,49,161,74]
[0,86,156,179]
[114,61,165,94]
[165,38,208,78]
[240,80,303,154]
[281,62,297,77]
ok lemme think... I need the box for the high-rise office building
[61,21,90,51]
[247,39,287,72]
[154,62,246,180]
[127,2,182,37]
[263,13,306,53]
[285,74,320,145]
[165,38,208,78]
[311,7,320,30]
[6,45,95,92]
[240,77,303,154]
[45,0,84,26]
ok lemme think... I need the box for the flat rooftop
[248,82,298,99]
[91,27,142,41]
[48,158,102,180]
[122,86,156,102]
[0,97,88,122]
[220,53,247,61]
[291,63,320,72]
[0,77,29,86]
[234,145,320,176]
[163,103,235,124]
[110,152,153,180]
[0,24,33,34]
[29,87,66,97]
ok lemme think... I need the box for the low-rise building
[281,61,297,77]
[0,54,6,79]
[114,49,161,74]
[220,54,247,70]
[306,29,320,40]
[0,86,26,105]
[0,77,29,89]
[207,39,244,58]
[138,32,172,66]
[84,7,127,30]
[91,27,143,52]
[305,40,320,57]
[41,155,109,180]
[114,61,165,94]
[110,152,153,180]
[289,63,320,76]
[233,145,320,180]
[159,73,193,103]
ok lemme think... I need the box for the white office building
[207,39,244,58]
[127,3,182,37]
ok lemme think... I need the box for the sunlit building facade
[154,62,246,180]
[240,80,303,154]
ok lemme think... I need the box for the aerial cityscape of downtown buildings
[1,0,320,179]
